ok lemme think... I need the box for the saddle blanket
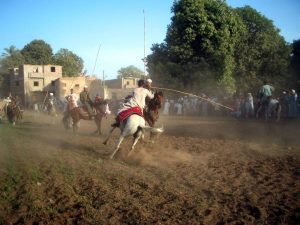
[118,106,143,122]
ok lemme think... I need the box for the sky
[0,0,299,80]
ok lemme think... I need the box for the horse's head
[155,91,164,109]
[93,99,111,115]
[149,91,163,110]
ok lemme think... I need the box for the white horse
[103,114,163,159]
[256,97,281,122]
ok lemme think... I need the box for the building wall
[109,88,134,100]
[121,77,138,89]
[55,76,105,102]
[56,76,87,101]
[9,67,25,104]
[105,77,140,89]
[105,79,122,89]
[9,64,62,106]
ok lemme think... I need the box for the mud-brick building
[54,76,107,101]
[105,77,140,100]
[9,64,62,106]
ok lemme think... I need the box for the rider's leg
[85,103,95,116]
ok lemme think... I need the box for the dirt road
[0,112,299,224]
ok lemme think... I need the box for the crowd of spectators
[161,89,298,119]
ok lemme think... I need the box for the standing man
[46,92,57,115]
[80,85,95,118]
[289,89,298,118]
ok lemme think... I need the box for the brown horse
[144,91,164,127]
[5,100,23,125]
[63,100,109,134]
[144,91,164,139]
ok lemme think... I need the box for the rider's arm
[146,89,154,99]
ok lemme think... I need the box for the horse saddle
[118,107,143,123]
[78,106,95,119]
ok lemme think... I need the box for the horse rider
[45,92,57,114]
[79,85,95,118]
[257,80,275,107]
[94,94,102,104]
[144,78,153,91]
[112,79,154,127]
[144,78,154,108]
[66,88,78,110]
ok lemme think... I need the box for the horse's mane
[93,99,108,106]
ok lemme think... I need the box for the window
[75,84,80,88]
[34,81,39,86]
[50,67,56,72]
[126,81,130,85]
[15,81,19,86]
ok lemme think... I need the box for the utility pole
[102,70,105,86]
[143,9,146,77]
[92,44,101,76]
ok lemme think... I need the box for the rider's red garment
[117,106,143,123]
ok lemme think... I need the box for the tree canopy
[117,65,144,79]
[0,40,84,78]
[147,0,294,95]
[0,46,25,74]
[21,39,53,65]
[53,48,84,77]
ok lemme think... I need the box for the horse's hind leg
[73,121,78,133]
[256,105,262,119]
[276,105,281,122]
[128,129,143,157]
[110,135,125,159]
[103,127,115,145]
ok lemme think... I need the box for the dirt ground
[0,111,299,225]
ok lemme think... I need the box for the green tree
[21,39,53,65]
[148,0,245,94]
[0,46,25,96]
[234,6,291,92]
[53,48,84,77]
[117,65,144,79]
[0,45,25,74]
[290,39,300,86]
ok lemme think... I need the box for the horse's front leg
[103,126,116,145]
[265,106,269,121]
[72,119,78,133]
[276,105,281,122]
[256,105,262,119]
[93,116,102,135]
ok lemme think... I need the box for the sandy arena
[0,111,299,225]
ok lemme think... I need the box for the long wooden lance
[152,86,234,111]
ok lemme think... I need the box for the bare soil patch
[0,112,299,224]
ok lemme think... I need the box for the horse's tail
[138,125,164,134]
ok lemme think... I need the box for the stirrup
[111,122,120,127]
